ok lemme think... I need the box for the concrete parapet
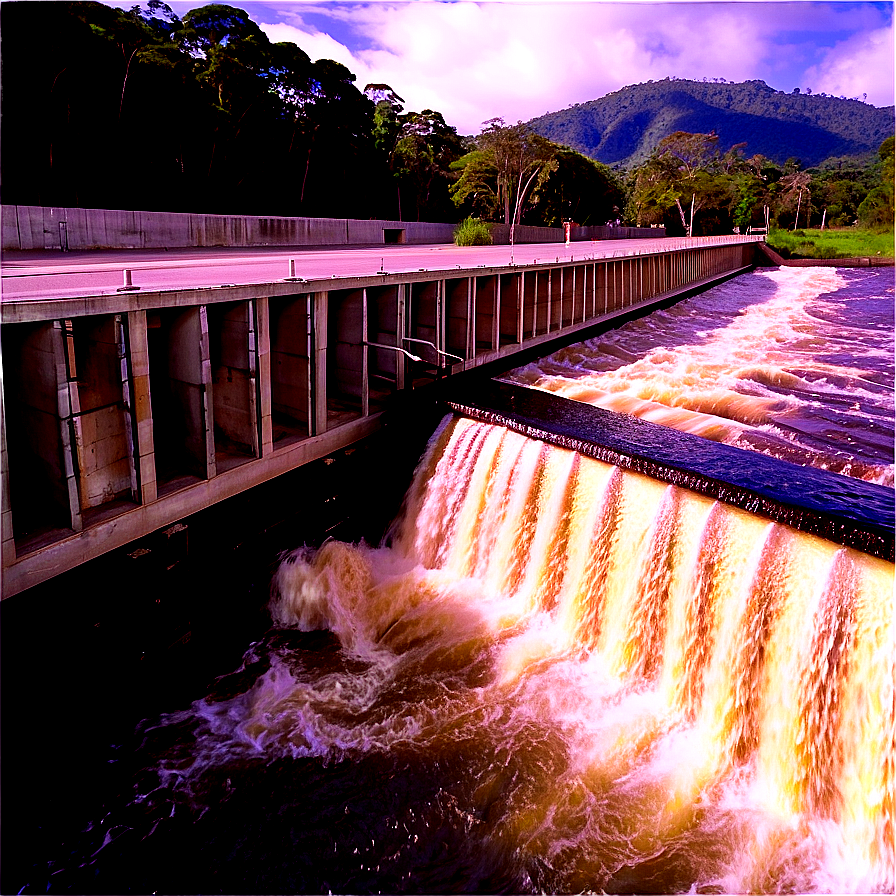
[2,205,459,251]
[2,205,665,252]
[572,225,665,241]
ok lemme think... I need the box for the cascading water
[27,265,893,896]
[187,414,893,895]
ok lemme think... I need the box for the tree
[530,149,624,226]
[451,119,557,227]
[654,131,723,233]
[778,170,812,229]
[857,137,895,230]
[627,132,719,232]
[363,89,465,222]
[391,110,464,221]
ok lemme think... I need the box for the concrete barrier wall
[573,225,666,241]
[1,206,461,251]
[2,206,664,252]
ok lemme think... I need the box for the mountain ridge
[527,78,895,168]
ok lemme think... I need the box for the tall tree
[391,110,464,221]
[777,169,813,229]
[857,137,895,230]
[451,119,557,226]
[531,149,624,226]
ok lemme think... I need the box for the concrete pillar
[247,300,261,457]
[0,379,15,570]
[254,296,274,455]
[117,315,141,503]
[467,278,477,359]
[198,305,217,478]
[437,279,446,356]
[127,310,157,504]
[311,291,329,435]
[55,321,83,532]
[361,289,370,417]
[396,284,407,390]
[490,276,500,350]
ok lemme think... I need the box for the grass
[454,217,493,246]
[767,227,895,259]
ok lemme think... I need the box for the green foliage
[453,217,493,246]
[390,110,465,221]
[527,78,894,170]
[4,4,892,237]
[857,138,895,231]
[767,227,894,259]
[451,119,557,225]
[628,131,756,234]
[529,150,624,226]
[0,1,462,221]
[627,128,891,236]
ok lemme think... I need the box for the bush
[454,217,493,246]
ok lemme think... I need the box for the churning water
[508,267,894,487]
[32,267,895,895]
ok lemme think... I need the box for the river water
[20,266,896,895]
[508,266,894,487]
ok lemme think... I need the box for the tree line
[627,131,894,235]
[1,2,890,234]
[0,1,623,226]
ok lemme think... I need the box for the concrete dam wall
[1,238,749,597]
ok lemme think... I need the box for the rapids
[507,266,895,487]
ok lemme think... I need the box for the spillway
[261,415,894,894]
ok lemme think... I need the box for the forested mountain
[528,79,895,169]
[0,1,890,233]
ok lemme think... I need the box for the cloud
[804,25,895,105]
[256,2,895,133]
[260,21,360,71]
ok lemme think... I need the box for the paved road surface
[1,236,755,303]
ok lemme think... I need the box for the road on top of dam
[1,235,756,303]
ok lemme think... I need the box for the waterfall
[270,415,894,893]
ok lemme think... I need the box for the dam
[0,212,893,895]
[1,216,760,597]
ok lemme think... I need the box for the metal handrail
[364,341,423,362]
[402,338,463,365]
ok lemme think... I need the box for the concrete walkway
[2,236,760,303]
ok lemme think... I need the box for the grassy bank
[767,227,895,259]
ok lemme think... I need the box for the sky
[144,1,893,134]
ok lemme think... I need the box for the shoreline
[757,242,894,267]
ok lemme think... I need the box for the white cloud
[257,2,895,134]
[805,25,895,105]
[259,21,361,71]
